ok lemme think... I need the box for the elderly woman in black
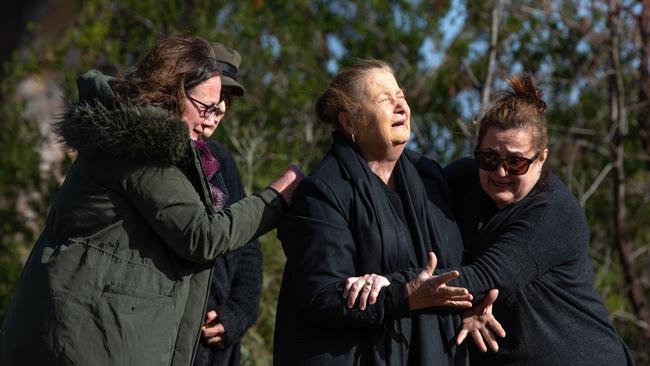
[273,60,475,366]
[423,74,633,365]
[0,35,301,366]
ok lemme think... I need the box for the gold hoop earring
[352,133,357,143]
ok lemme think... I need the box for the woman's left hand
[342,273,391,310]
[456,289,506,352]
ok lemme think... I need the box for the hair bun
[508,73,546,114]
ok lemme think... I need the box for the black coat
[274,132,468,366]
[193,142,263,366]
[439,158,633,366]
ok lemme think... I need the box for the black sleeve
[216,241,262,346]
[448,193,586,302]
[278,176,413,329]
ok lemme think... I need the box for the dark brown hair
[112,34,219,117]
[315,59,394,129]
[476,73,548,153]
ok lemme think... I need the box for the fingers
[342,276,360,300]
[203,310,218,326]
[435,285,470,298]
[456,329,469,346]
[480,326,499,352]
[488,317,506,338]
[347,275,370,309]
[481,288,499,308]
[206,335,224,345]
[358,283,371,311]
[424,252,438,276]
[368,275,390,305]
[443,300,473,308]
[205,322,225,346]
[202,322,225,339]
[432,270,460,288]
[344,274,390,310]
[471,329,488,353]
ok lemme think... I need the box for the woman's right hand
[406,252,473,310]
[342,273,391,310]
[269,164,304,205]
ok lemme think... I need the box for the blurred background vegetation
[1,0,649,364]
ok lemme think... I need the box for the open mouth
[491,179,512,188]
[392,120,406,127]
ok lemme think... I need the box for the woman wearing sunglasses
[349,73,633,365]
[437,73,633,365]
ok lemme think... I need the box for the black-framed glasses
[474,150,540,176]
[188,96,221,119]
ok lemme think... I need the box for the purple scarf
[194,139,227,210]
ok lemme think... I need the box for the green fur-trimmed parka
[0,70,286,366]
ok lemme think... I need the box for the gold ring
[364,281,373,287]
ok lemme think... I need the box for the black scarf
[329,132,464,365]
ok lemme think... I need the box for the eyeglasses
[188,93,232,119]
[188,96,221,119]
[474,150,540,176]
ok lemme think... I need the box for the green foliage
[1,0,649,364]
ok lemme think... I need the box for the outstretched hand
[456,288,506,352]
[406,252,473,310]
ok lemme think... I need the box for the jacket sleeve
[121,163,285,263]
[278,176,412,329]
[449,195,587,302]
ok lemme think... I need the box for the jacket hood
[54,69,190,165]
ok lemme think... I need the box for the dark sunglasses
[474,150,540,175]
[188,96,221,119]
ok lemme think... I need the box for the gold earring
[352,133,357,143]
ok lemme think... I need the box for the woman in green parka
[0,35,302,366]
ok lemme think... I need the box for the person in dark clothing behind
[192,43,262,366]
[273,59,479,366]
[424,73,634,365]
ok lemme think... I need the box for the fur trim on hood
[54,102,190,165]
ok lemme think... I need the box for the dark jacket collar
[54,69,190,165]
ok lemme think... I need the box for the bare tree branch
[481,0,503,108]
[579,162,612,206]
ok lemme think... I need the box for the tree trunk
[609,0,650,348]
[639,0,650,170]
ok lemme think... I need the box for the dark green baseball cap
[212,42,245,96]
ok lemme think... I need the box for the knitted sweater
[443,158,633,366]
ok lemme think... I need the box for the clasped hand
[342,252,472,311]
[343,252,506,352]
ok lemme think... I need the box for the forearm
[125,164,285,263]
[445,241,539,303]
